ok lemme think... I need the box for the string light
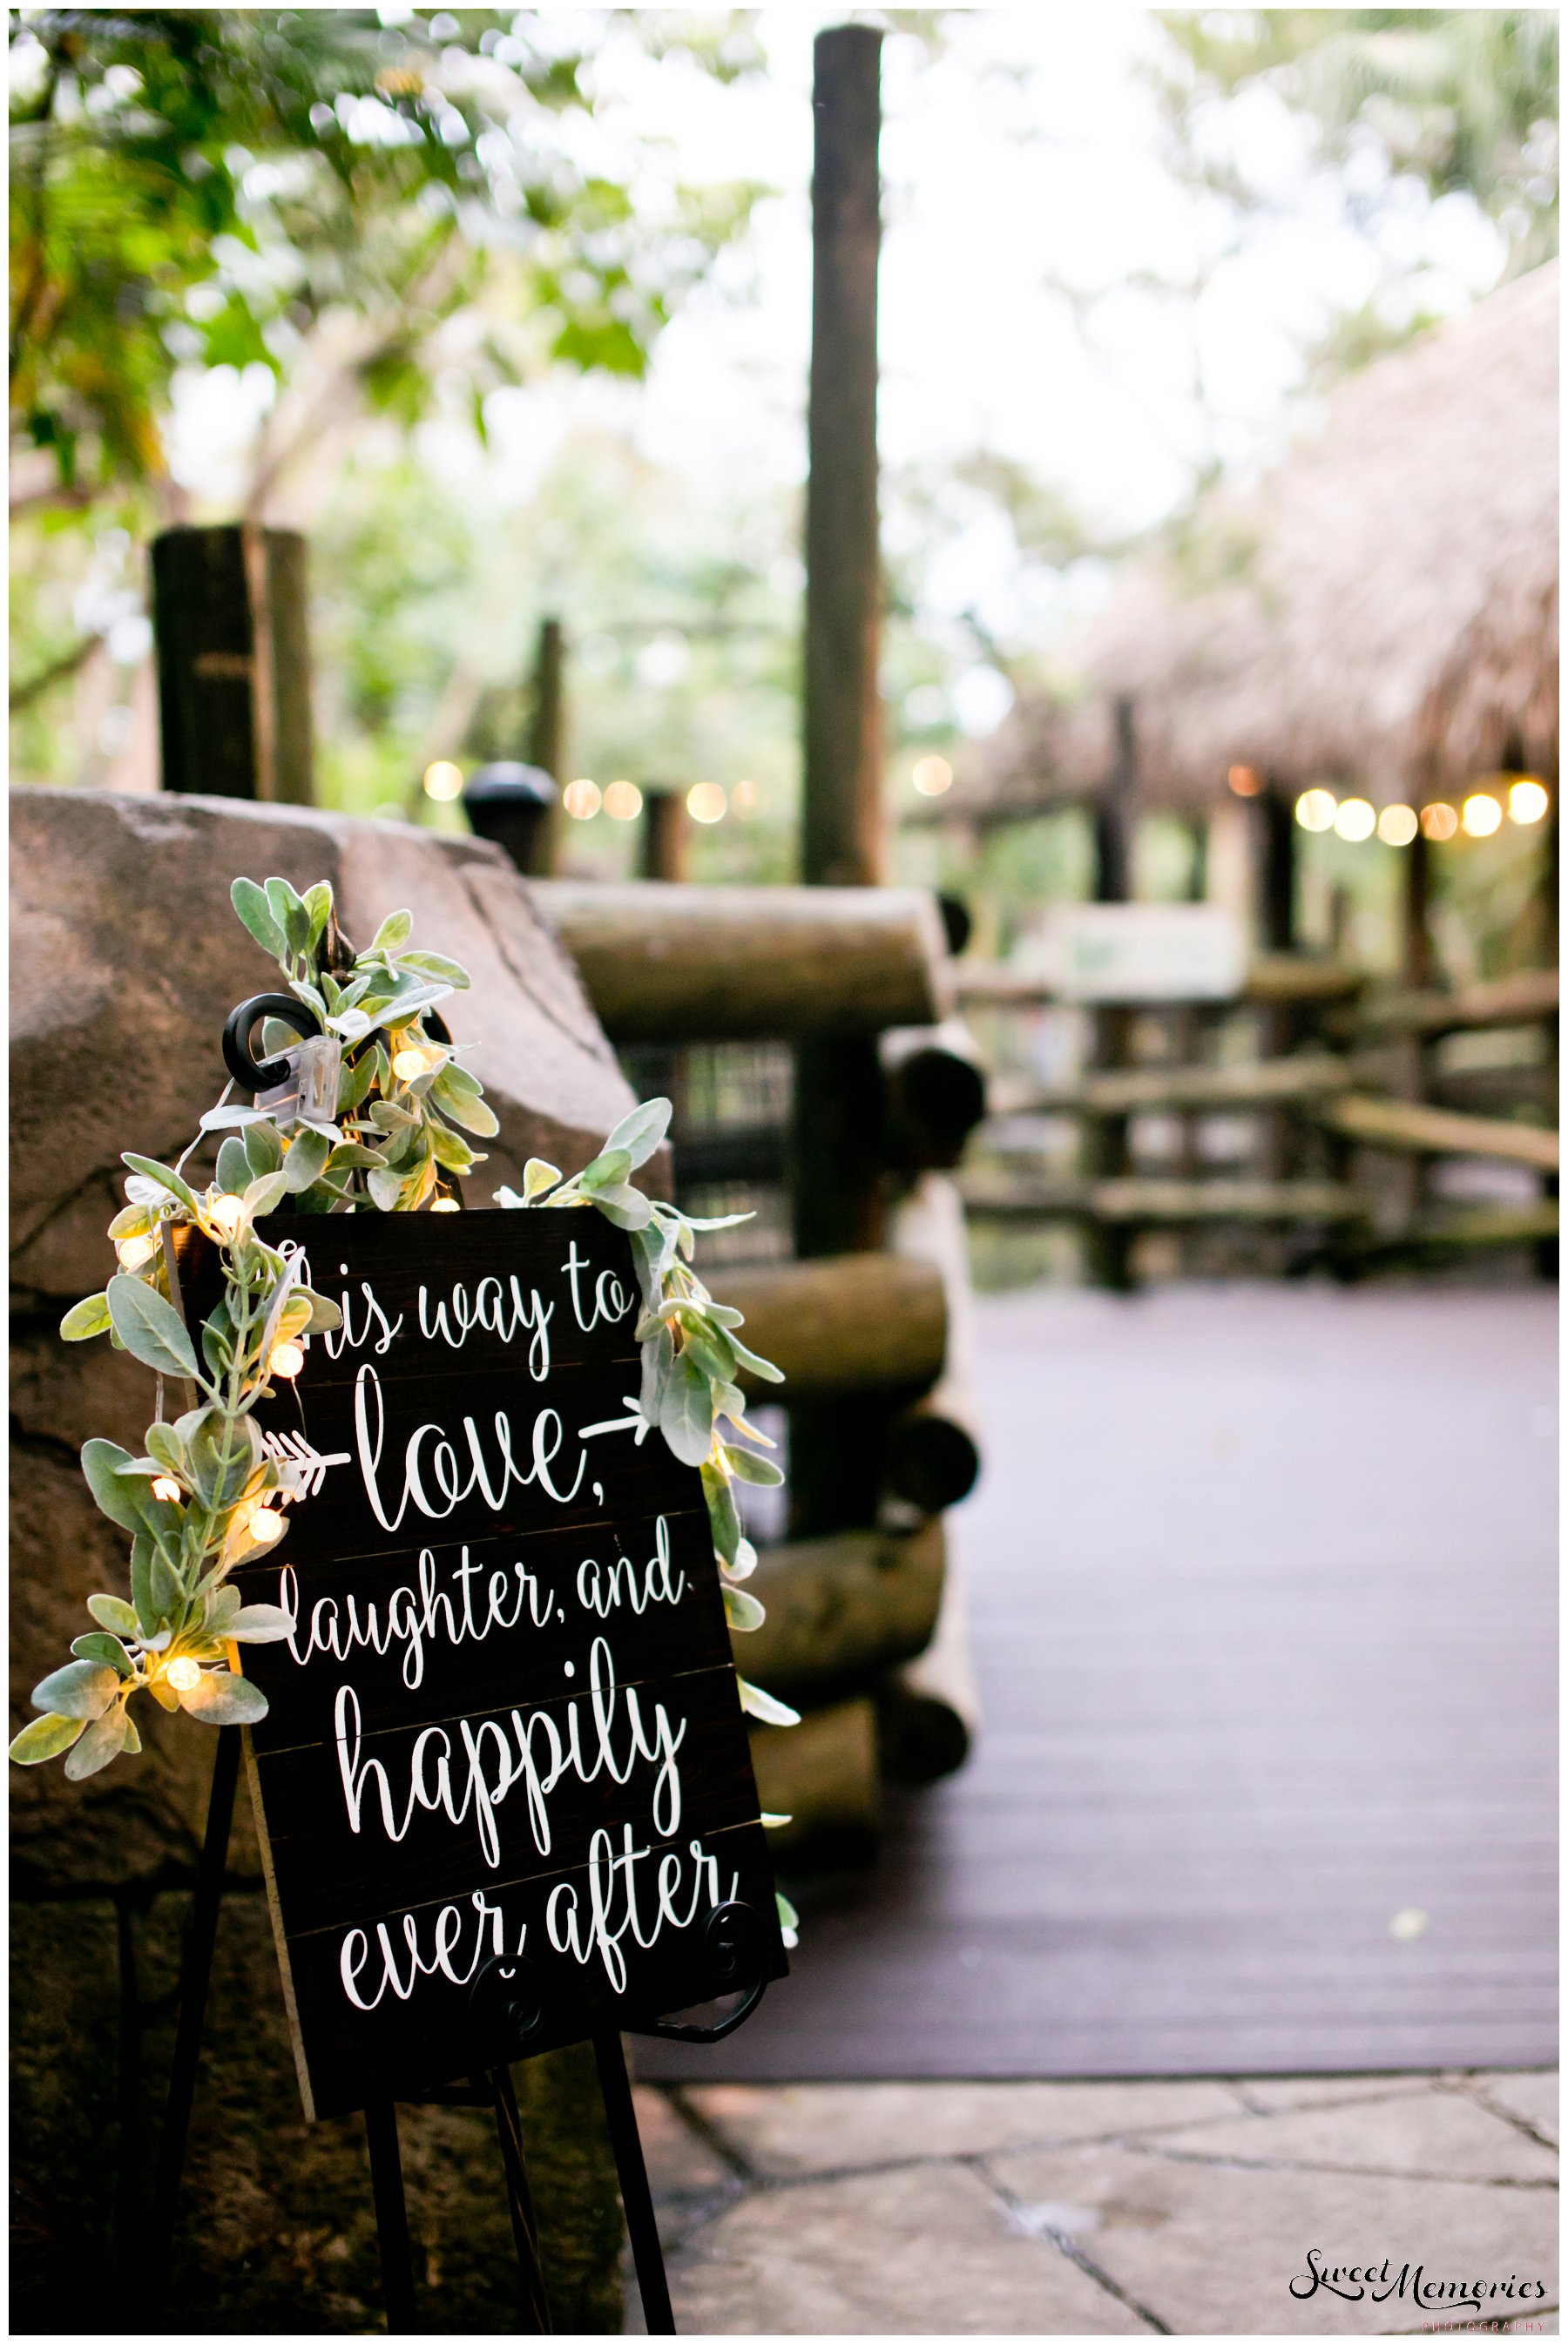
[1228,765,1264,797]
[1294,789,1336,833]
[166,1657,203,1694]
[912,755,953,797]
[1510,778,1550,825]
[422,760,463,802]
[1421,802,1459,841]
[564,779,601,819]
[245,1505,285,1548]
[686,782,727,824]
[1462,793,1503,837]
[1377,805,1418,846]
[732,777,759,815]
[151,1476,182,1504]
[267,1340,305,1380]
[116,1232,159,1271]
[603,780,643,821]
[1334,797,1376,842]
[392,1041,443,1083]
[430,1198,461,1213]
[207,1194,247,1241]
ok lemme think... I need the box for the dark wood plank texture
[641,1284,1556,2080]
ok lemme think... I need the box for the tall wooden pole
[524,616,565,876]
[793,25,887,1530]
[802,23,883,892]
[1085,696,1137,1288]
[151,524,314,801]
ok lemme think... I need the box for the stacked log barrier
[534,876,988,1861]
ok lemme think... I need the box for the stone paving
[624,2072,1558,2335]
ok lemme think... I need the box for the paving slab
[1466,2070,1560,2148]
[632,2084,740,2198]
[679,2078,1247,2176]
[985,2140,1558,2334]
[1235,2075,1443,2113]
[1149,2089,1558,2185]
[665,2160,1144,2335]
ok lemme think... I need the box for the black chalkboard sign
[206,1208,786,2122]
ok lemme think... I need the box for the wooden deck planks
[640,1283,1556,2083]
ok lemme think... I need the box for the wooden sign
[198,1208,786,2121]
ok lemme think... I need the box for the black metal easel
[147,1729,767,2334]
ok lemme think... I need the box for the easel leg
[365,2098,419,2334]
[487,2065,551,2333]
[592,2030,675,2336]
[148,1724,241,2287]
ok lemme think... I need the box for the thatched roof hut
[959,260,1558,820]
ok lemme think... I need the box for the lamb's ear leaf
[723,1442,785,1488]
[722,1584,766,1634]
[225,1604,294,1644]
[738,1678,800,1727]
[587,1183,652,1231]
[600,1098,672,1171]
[71,1632,135,1677]
[87,1594,142,1638]
[659,1349,713,1467]
[60,1291,112,1342]
[9,1713,87,1765]
[64,1706,132,1780]
[30,1659,121,1720]
[82,1438,148,1533]
[371,909,414,952]
[179,1672,269,1726]
[105,1276,199,1381]
[122,1152,199,1215]
[231,877,287,960]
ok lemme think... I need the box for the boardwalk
[644,1282,1558,2082]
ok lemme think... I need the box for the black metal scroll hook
[468,1954,547,2069]
[222,994,322,1093]
[633,1902,770,2043]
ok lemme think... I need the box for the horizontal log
[708,1253,945,1396]
[1320,1092,1558,1172]
[878,1539,979,1787]
[961,1172,1368,1224]
[1355,968,1558,1040]
[880,1021,989,1170]
[991,1050,1355,1118]
[954,955,1362,1010]
[733,1520,945,1700]
[747,1698,878,1861]
[531,880,950,1040]
[886,1173,981,1512]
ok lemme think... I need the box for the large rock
[10,786,632,2330]
[11,787,638,1307]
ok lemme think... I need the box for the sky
[165,8,1512,727]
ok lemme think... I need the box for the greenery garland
[10,874,799,1944]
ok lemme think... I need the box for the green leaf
[243,1170,288,1218]
[371,909,414,951]
[429,1121,476,1172]
[179,1671,269,1726]
[701,1461,741,1565]
[82,1437,148,1533]
[106,1275,198,1381]
[303,880,334,952]
[149,1550,184,1621]
[130,1537,161,1637]
[64,1706,132,1780]
[266,875,311,955]
[304,1288,343,1333]
[216,1135,252,1193]
[724,1442,784,1487]
[122,1152,199,1215]
[71,1631,135,1676]
[281,1127,332,1192]
[588,1183,652,1231]
[686,1327,739,1382]
[9,1712,86,1765]
[431,1066,498,1137]
[87,1594,141,1637]
[399,949,470,989]
[31,1659,120,1720]
[601,1097,672,1171]
[60,1291,112,1342]
[639,1320,673,1425]
[337,1050,377,1115]
[522,1158,562,1199]
[368,1166,405,1213]
[578,1148,632,1193]
[728,1334,784,1384]
[231,876,287,961]
[225,1604,294,1643]
[738,1678,800,1727]
[242,1118,284,1179]
[723,1584,766,1633]
[659,1350,713,1468]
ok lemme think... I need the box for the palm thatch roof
[958,260,1558,819]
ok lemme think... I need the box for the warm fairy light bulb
[1295,789,1337,833]
[912,755,953,797]
[423,760,463,802]
[208,1193,247,1240]
[116,1232,159,1271]
[1509,777,1550,825]
[268,1340,306,1380]
[1421,801,1459,841]
[1462,793,1503,837]
[564,779,601,819]
[1334,797,1376,842]
[603,780,643,821]
[686,781,727,824]
[151,1476,182,1504]
[246,1505,284,1547]
[1377,805,1418,847]
[430,1198,461,1213]
[166,1657,202,1694]
[392,1043,440,1083]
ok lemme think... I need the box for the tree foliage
[9,8,764,516]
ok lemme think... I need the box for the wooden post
[151,524,313,801]
[640,787,690,882]
[1402,828,1435,987]
[1085,696,1136,1287]
[524,616,564,875]
[1257,778,1296,952]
